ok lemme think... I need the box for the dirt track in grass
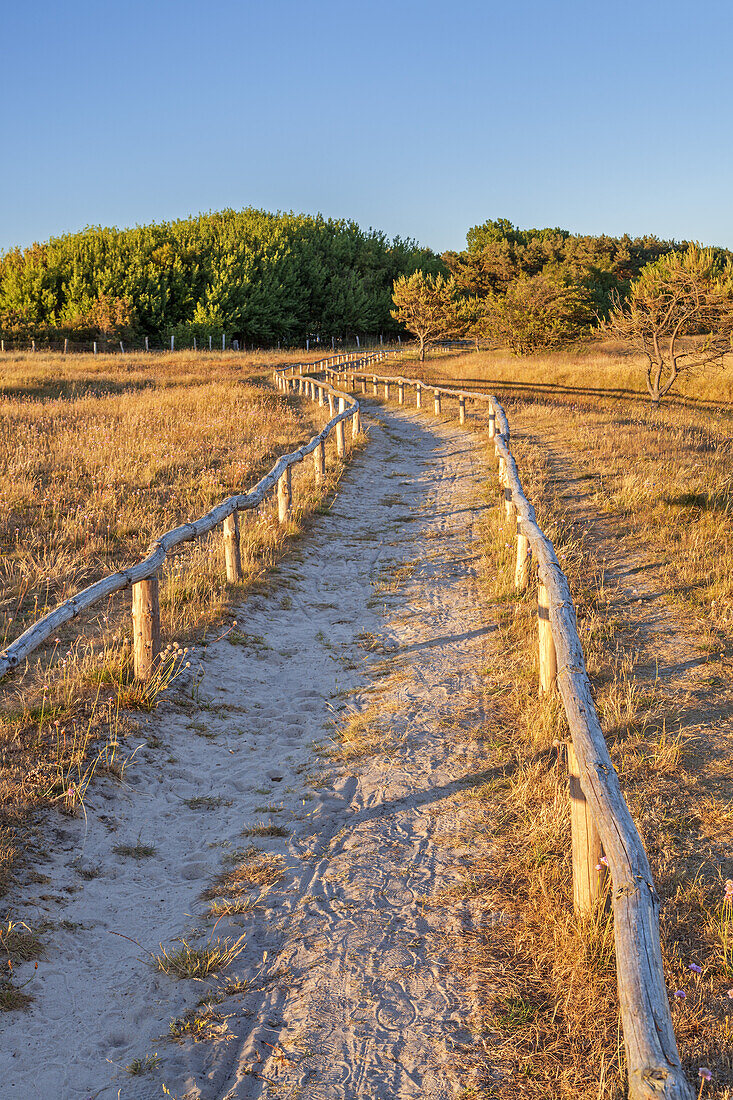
[0,403,498,1099]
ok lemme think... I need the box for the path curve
[0,405,495,1099]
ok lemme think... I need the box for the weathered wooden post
[568,743,606,915]
[503,483,515,522]
[64,338,68,354]
[416,383,422,409]
[132,574,161,681]
[538,582,557,694]
[352,407,361,437]
[488,410,496,439]
[314,439,326,484]
[497,451,506,485]
[398,381,404,405]
[318,384,325,407]
[328,393,335,416]
[458,396,466,425]
[514,527,531,591]
[277,466,292,523]
[361,377,367,393]
[223,511,243,583]
[384,381,390,400]
[372,376,378,395]
[434,390,442,416]
[336,399,346,456]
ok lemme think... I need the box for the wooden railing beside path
[0,351,389,682]
[1,350,693,1096]
[329,365,693,1100]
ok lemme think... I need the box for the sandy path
[0,405,494,1099]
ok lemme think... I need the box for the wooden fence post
[416,383,422,409]
[568,742,607,915]
[314,439,326,484]
[277,467,292,523]
[361,377,367,393]
[538,581,557,694]
[488,411,496,439]
[498,453,506,485]
[328,393,335,416]
[223,511,243,583]
[458,396,466,425]
[398,381,404,405]
[336,399,346,456]
[352,408,361,437]
[372,376,378,395]
[515,529,531,591]
[434,390,441,416]
[318,385,325,407]
[384,381,390,400]
[132,575,161,681]
[503,483,515,522]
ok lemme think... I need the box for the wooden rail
[338,367,693,1100]
[0,351,389,683]
[1,350,692,1094]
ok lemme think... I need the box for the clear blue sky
[3,0,732,256]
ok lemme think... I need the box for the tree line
[392,219,733,401]
[0,208,442,347]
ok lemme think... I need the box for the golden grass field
[4,338,733,1093]
[0,349,350,898]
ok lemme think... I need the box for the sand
[0,404,495,1099]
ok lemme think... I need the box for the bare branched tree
[605,245,733,402]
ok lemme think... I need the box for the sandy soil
[0,404,495,1099]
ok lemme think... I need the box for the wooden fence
[0,350,389,683]
[1,351,693,1096]
[319,365,694,1100]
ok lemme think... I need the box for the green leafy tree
[604,244,733,402]
[485,272,594,355]
[444,217,685,322]
[390,272,459,360]
[0,209,442,345]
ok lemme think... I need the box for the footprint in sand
[375,981,417,1031]
[381,877,415,907]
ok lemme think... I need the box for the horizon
[0,202,710,262]
[3,0,733,257]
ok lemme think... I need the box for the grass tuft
[155,935,247,980]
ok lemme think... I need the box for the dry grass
[154,934,247,979]
[204,844,286,909]
[328,705,393,763]
[0,349,356,898]
[397,336,733,407]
